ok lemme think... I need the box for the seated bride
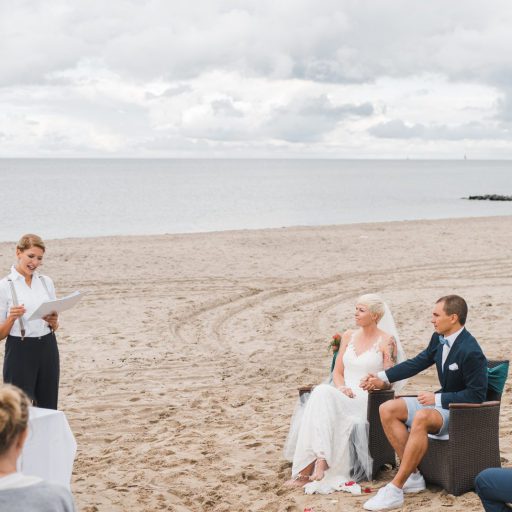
[283,294,406,494]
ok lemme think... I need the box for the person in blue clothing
[360,295,488,511]
[475,468,512,512]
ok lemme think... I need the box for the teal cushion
[488,362,509,394]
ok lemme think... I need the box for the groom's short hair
[436,295,468,325]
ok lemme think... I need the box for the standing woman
[0,234,60,409]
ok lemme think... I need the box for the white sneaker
[402,471,426,493]
[363,483,404,511]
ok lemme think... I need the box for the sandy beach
[1,215,511,512]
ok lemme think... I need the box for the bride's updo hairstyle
[356,294,386,323]
[0,384,29,455]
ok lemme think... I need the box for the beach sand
[1,215,511,511]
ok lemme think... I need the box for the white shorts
[401,396,450,439]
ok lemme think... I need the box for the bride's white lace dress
[284,333,385,494]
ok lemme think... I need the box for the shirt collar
[8,265,23,281]
[8,266,41,282]
[445,326,464,346]
[0,472,43,490]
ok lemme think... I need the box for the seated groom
[360,295,487,511]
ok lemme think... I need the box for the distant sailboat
[464,154,467,160]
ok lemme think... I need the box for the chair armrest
[298,386,314,397]
[367,389,395,417]
[395,398,501,409]
[449,401,500,409]
[369,388,395,394]
[448,401,500,440]
[369,389,396,398]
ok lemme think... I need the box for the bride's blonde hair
[356,294,385,322]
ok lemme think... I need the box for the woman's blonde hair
[17,234,46,253]
[356,293,386,322]
[0,384,30,455]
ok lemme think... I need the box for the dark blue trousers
[475,468,512,512]
[3,332,60,410]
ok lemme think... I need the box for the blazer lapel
[435,339,444,383]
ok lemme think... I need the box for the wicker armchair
[367,389,397,478]
[298,386,396,480]
[416,359,509,496]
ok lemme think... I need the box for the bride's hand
[361,374,387,391]
[337,385,355,398]
[360,373,375,390]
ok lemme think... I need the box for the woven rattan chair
[367,389,397,478]
[298,386,396,480]
[416,359,509,496]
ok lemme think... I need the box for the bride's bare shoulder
[376,329,394,343]
[378,332,398,355]
[341,328,356,342]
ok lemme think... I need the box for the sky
[1,0,512,158]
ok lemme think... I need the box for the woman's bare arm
[332,330,352,388]
[0,305,25,340]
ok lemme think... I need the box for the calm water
[1,159,511,241]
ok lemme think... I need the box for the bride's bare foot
[310,458,328,481]
[284,474,310,487]
[284,461,315,488]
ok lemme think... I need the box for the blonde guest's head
[355,294,386,326]
[17,234,46,253]
[0,384,30,456]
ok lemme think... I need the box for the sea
[1,158,511,242]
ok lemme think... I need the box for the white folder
[27,291,83,321]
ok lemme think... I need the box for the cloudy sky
[1,0,511,158]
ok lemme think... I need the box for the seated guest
[0,384,75,512]
[475,468,512,512]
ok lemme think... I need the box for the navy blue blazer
[385,328,487,409]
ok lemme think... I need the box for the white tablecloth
[17,407,77,489]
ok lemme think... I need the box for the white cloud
[265,95,373,142]
[369,119,510,141]
[1,0,512,156]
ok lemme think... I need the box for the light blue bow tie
[439,335,451,347]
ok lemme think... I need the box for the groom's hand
[418,391,435,406]
[360,373,385,391]
[359,374,372,390]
